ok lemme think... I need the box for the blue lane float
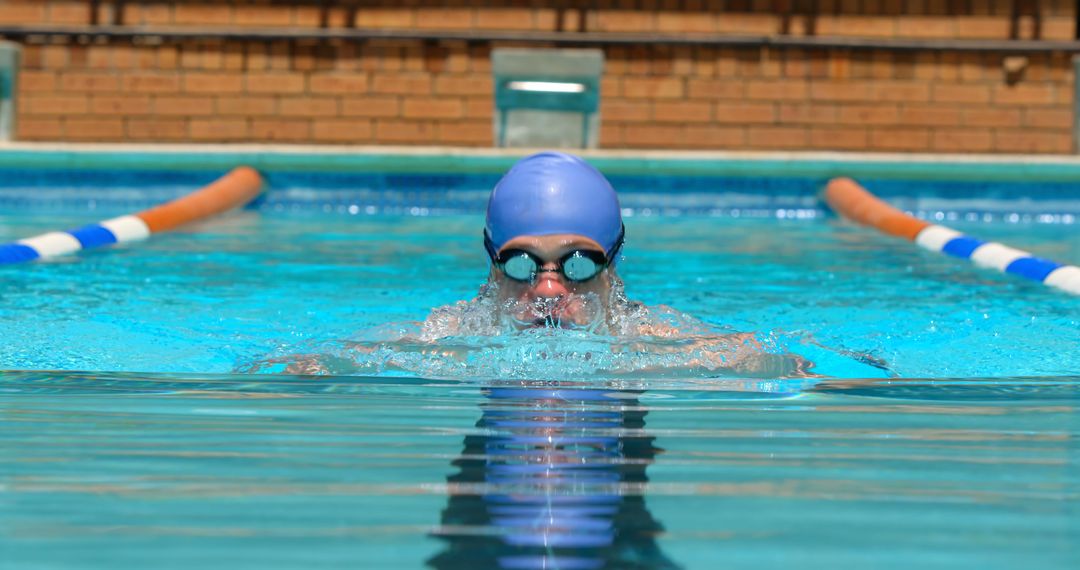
[0,218,148,264]
[914,223,1080,293]
[825,177,1080,296]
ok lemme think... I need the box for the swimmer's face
[491,234,613,328]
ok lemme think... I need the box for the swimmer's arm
[235,353,357,375]
[235,354,325,375]
[729,351,818,378]
[419,311,463,341]
[626,329,818,378]
[695,333,818,377]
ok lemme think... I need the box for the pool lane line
[823,177,1080,296]
[0,166,264,265]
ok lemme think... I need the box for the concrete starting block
[0,41,20,142]
[492,48,604,149]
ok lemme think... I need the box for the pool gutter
[4,141,1080,183]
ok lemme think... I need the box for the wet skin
[490,233,613,327]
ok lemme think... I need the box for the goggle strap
[483,229,499,263]
[605,224,626,264]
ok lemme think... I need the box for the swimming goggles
[483,226,624,283]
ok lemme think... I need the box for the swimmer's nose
[530,272,569,299]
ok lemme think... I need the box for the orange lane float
[823,177,1080,295]
[0,166,264,265]
[137,166,264,233]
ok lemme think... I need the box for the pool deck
[4,141,1080,182]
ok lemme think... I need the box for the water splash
[238,279,825,381]
[419,277,717,339]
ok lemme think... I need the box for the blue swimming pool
[1,148,1077,569]
[0,211,1074,378]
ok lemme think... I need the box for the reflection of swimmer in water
[243,152,814,378]
[421,151,815,377]
[428,386,681,570]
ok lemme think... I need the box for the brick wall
[2,0,1077,153]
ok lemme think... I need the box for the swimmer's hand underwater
[235,353,332,375]
[628,332,818,379]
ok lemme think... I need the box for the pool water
[3,373,1077,569]
[1,198,1078,568]
[0,210,1075,377]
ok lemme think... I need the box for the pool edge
[4,142,1080,181]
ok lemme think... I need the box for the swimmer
[243,152,815,378]
[418,151,816,377]
[481,151,625,330]
[418,151,650,334]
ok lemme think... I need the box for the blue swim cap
[485,152,623,255]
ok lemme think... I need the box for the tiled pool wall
[0,145,1079,219]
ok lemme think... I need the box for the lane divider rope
[823,177,1080,296]
[0,166,264,265]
